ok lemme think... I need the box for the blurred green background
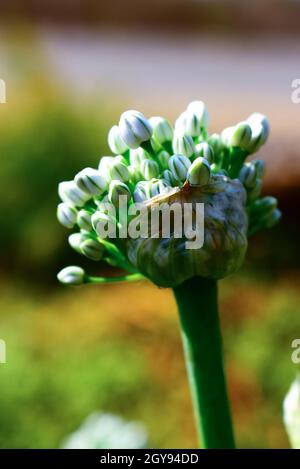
[0,0,300,449]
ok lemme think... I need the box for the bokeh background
[0,0,300,448]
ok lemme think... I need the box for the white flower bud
[108,180,131,207]
[129,148,148,167]
[283,376,300,449]
[92,211,116,237]
[228,121,252,150]
[98,156,115,175]
[196,142,214,163]
[68,232,90,253]
[57,266,85,286]
[75,167,107,196]
[187,157,211,186]
[172,134,196,158]
[119,110,153,149]
[133,182,149,203]
[187,100,209,127]
[149,178,171,197]
[246,114,269,153]
[162,169,178,186]
[207,133,224,155]
[248,112,269,137]
[108,125,129,155]
[253,159,265,178]
[57,203,78,229]
[58,181,90,207]
[80,238,104,261]
[77,209,93,231]
[238,163,257,189]
[175,110,201,137]
[140,159,159,180]
[108,160,130,183]
[168,154,191,182]
[149,116,173,144]
[221,126,235,147]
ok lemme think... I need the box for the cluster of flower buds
[57,101,280,286]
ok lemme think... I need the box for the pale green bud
[98,156,114,175]
[221,126,235,147]
[77,209,93,231]
[249,196,277,217]
[248,112,269,136]
[172,134,196,158]
[57,203,78,228]
[207,133,224,155]
[187,157,211,186]
[238,163,257,189]
[68,232,90,253]
[58,181,90,207]
[175,110,201,137]
[92,211,116,237]
[80,238,104,261]
[108,180,131,207]
[168,154,191,182]
[57,266,85,286]
[149,116,173,144]
[108,160,130,183]
[253,159,266,178]
[187,100,209,127]
[140,159,159,180]
[108,125,129,155]
[228,121,252,150]
[196,142,214,163]
[119,110,153,149]
[261,208,281,229]
[247,178,262,202]
[157,150,170,170]
[162,169,178,187]
[129,148,148,167]
[149,178,171,197]
[75,167,107,196]
[133,182,149,203]
[283,376,300,449]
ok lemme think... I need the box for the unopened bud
[57,203,78,228]
[228,121,252,150]
[140,159,159,180]
[187,157,211,186]
[149,178,171,197]
[175,110,201,138]
[187,100,209,127]
[246,113,269,153]
[108,125,129,155]
[129,148,148,167]
[58,181,90,207]
[196,142,214,163]
[283,376,300,449]
[80,238,104,261]
[108,160,130,183]
[98,156,115,175]
[108,180,131,207]
[68,232,90,253]
[168,154,191,182]
[133,182,149,203]
[75,167,107,196]
[149,116,173,144]
[57,266,85,286]
[77,209,93,231]
[172,134,196,158]
[162,169,178,186]
[92,211,116,237]
[119,110,152,149]
[239,163,257,189]
[157,150,170,170]
[253,160,266,178]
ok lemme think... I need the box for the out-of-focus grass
[0,274,299,448]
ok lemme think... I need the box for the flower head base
[57,100,280,288]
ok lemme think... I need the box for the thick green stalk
[173,276,235,449]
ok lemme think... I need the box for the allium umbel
[56,100,281,449]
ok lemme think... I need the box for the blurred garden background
[0,0,300,448]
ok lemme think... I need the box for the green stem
[173,276,235,449]
[86,272,144,284]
